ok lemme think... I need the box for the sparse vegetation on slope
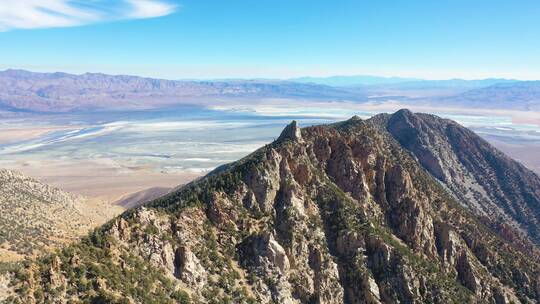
[0,169,121,261]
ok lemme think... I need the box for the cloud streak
[0,0,177,31]
[127,0,176,18]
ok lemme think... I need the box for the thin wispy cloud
[127,0,176,18]
[0,0,177,31]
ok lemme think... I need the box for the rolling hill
[0,169,122,262]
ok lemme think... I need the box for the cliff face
[3,111,540,303]
[370,109,540,247]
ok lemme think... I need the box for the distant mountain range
[440,81,540,110]
[1,69,539,112]
[292,74,540,110]
[290,75,517,88]
[0,69,363,112]
[290,75,422,86]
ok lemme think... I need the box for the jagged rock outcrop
[277,120,304,143]
[3,110,540,303]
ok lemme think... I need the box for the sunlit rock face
[372,109,540,247]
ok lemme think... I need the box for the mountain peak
[372,110,540,247]
[277,120,303,143]
[349,115,362,121]
[392,108,415,118]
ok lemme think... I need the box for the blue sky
[1,0,539,80]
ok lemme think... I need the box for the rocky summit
[2,110,540,303]
[370,109,540,249]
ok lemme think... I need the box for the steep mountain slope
[369,109,540,248]
[0,169,121,261]
[0,69,361,112]
[114,187,172,209]
[2,113,540,303]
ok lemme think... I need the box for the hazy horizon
[0,67,535,82]
[2,1,540,80]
